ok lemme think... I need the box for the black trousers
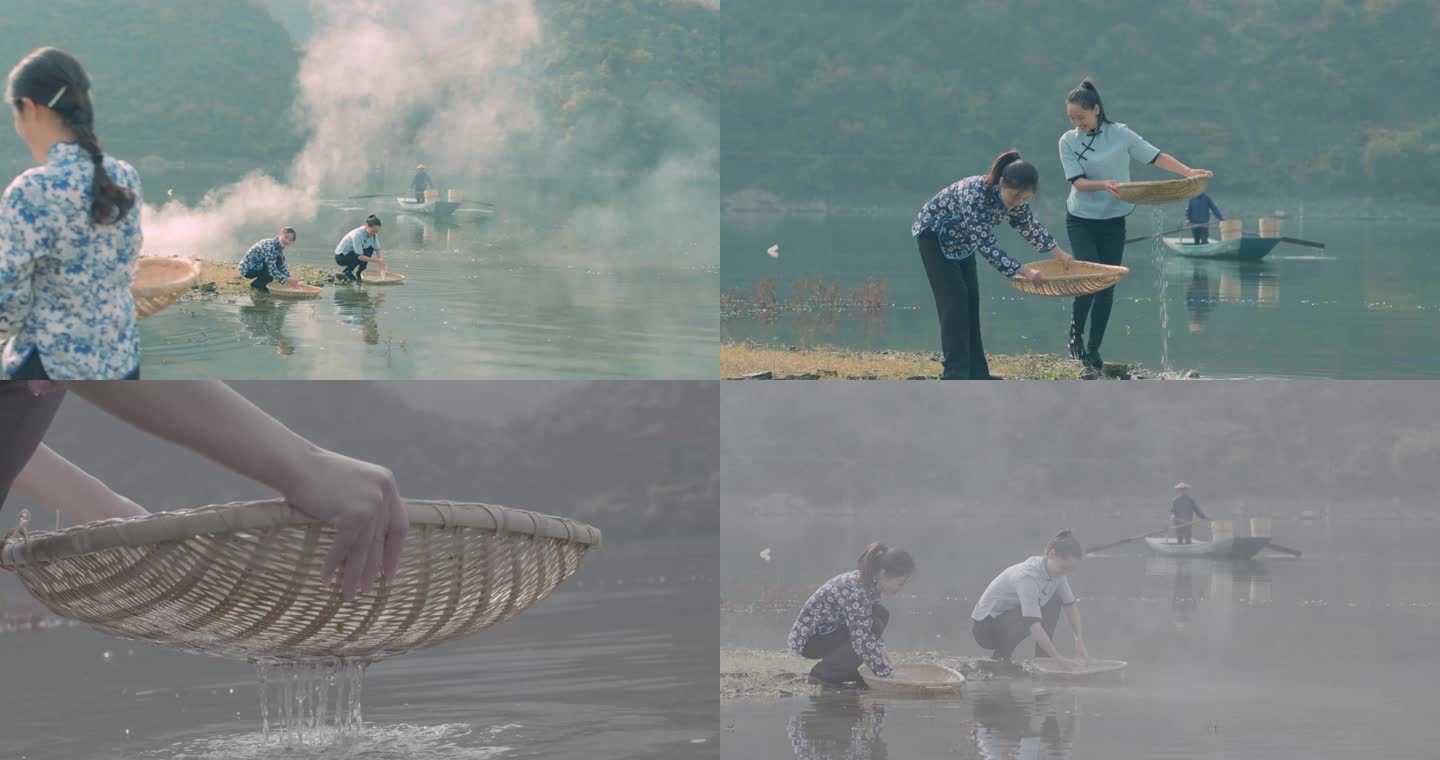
[245,269,274,291]
[916,231,989,380]
[972,596,1062,660]
[336,247,374,277]
[1175,524,1194,544]
[414,189,425,203]
[1191,225,1210,245]
[0,381,66,513]
[9,350,140,381]
[801,603,889,681]
[1066,213,1127,352]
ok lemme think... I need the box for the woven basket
[0,500,600,662]
[267,281,323,298]
[1028,658,1127,679]
[132,257,201,318]
[859,663,965,695]
[360,270,406,285]
[1010,260,1129,297]
[1112,177,1208,205]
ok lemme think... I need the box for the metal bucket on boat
[1250,517,1272,538]
[424,188,440,203]
[1220,219,1242,241]
[1211,519,1235,542]
[448,189,464,202]
[1258,216,1282,238]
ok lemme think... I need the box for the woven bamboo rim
[1028,657,1127,679]
[360,270,406,285]
[1010,260,1129,297]
[860,663,965,694]
[132,257,200,318]
[267,281,323,298]
[1112,177,1208,205]
[0,500,600,661]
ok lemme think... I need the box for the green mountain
[0,0,302,166]
[722,0,1440,202]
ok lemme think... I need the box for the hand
[1051,248,1074,268]
[281,448,409,601]
[1188,169,1213,179]
[1018,265,1045,284]
[1103,180,1123,200]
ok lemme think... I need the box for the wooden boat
[1162,235,1280,261]
[395,196,459,219]
[859,663,964,695]
[1145,536,1270,559]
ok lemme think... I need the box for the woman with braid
[0,48,143,379]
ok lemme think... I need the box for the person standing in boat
[335,215,385,281]
[912,150,1077,379]
[0,48,143,380]
[411,164,433,203]
[238,227,297,293]
[1059,79,1212,376]
[1184,193,1224,245]
[971,530,1089,673]
[788,542,915,688]
[1171,482,1207,544]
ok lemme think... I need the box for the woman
[0,381,408,601]
[335,214,385,281]
[788,543,915,687]
[912,151,1075,379]
[239,227,298,293]
[1059,79,1212,375]
[0,48,144,380]
[971,530,1088,673]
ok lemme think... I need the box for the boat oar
[1264,543,1303,557]
[1085,521,1196,555]
[1241,232,1326,249]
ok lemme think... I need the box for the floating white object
[759,547,771,562]
[766,244,780,258]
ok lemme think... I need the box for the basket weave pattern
[0,500,599,661]
[132,257,201,319]
[1112,177,1208,205]
[1010,260,1129,297]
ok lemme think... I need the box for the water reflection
[1146,557,1272,608]
[787,692,887,760]
[237,293,295,356]
[1181,262,1279,332]
[973,686,1077,760]
[332,286,389,346]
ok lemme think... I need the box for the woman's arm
[1154,153,1211,179]
[62,382,408,600]
[1065,604,1087,659]
[11,443,148,523]
[1030,620,1066,660]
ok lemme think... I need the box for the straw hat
[1174,482,1191,490]
[416,163,426,170]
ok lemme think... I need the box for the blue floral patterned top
[788,570,893,678]
[0,142,143,379]
[911,175,1057,276]
[238,237,291,284]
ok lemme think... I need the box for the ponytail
[1045,529,1085,559]
[986,149,1039,192]
[1066,78,1111,126]
[7,48,134,225]
[857,541,916,586]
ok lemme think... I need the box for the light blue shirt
[335,226,380,257]
[971,556,1076,621]
[1058,122,1162,220]
[0,142,143,379]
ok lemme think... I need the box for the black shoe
[1085,347,1104,376]
[990,658,1026,676]
[808,664,864,689]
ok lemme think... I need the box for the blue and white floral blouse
[0,142,143,379]
[238,237,291,284]
[911,175,1057,276]
[787,570,893,678]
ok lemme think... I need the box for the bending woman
[912,151,1075,379]
[788,543,914,687]
[1059,79,1211,375]
[0,48,144,380]
[971,530,1089,673]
